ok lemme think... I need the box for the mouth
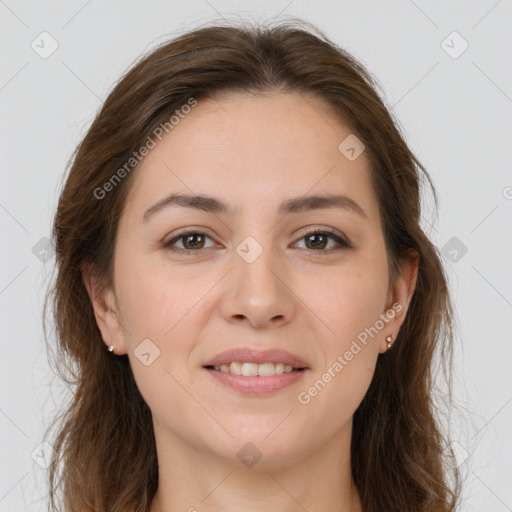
[203,362,307,377]
[201,347,310,394]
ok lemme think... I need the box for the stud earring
[385,335,393,350]
[107,345,115,352]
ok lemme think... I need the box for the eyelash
[162,228,353,255]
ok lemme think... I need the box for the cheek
[116,267,203,405]
[306,259,389,344]
[114,257,202,340]
[114,258,215,387]
[311,261,388,411]
[297,272,385,423]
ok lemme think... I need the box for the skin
[85,91,418,512]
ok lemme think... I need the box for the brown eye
[181,233,206,250]
[295,229,352,252]
[304,232,329,250]
[163,231,215,252]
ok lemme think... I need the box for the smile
[205,361,305,376]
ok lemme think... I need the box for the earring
[107,345,115,352]
[385,335,393,350]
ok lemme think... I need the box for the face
[88,91,417,467]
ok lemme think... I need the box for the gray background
[0,1,511,510]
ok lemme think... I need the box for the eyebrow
[142,192,367,221]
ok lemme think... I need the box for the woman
[44,17,462,512]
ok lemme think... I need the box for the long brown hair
[44,17,462,512]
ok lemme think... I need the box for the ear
[379,250,419,354]
[82,264,127,355]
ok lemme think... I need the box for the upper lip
[203,347,310,369]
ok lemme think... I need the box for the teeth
[212,362,299,376]
[230,362,242,375]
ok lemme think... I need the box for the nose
[219,243,296,329]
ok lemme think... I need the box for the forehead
[124,91,380,223]
[161,91,356,166]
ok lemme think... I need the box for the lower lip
[203,368,307,395]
